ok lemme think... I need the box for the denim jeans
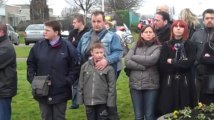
[0,98,12,120]
[72,79,78,107]
[130,89,158,120]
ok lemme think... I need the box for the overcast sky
[6,0,70,16]
[5,0,214,16]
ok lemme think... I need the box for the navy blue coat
[27,38,80,104]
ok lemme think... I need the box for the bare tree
[65,0,99,22]
[30,0,49,23]
[107,0,143,10]
[61,6,80,17]
[0,0,7,6]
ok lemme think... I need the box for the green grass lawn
[19,32,25,44]
[12,61,134,120]
[15,46,31,58]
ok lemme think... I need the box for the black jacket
[0,35,17,98]
[27,38,80,104]
[156,23,171,44]
[68,26,90,47]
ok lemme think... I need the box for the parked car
[6,24,19,45]
[61,30,69,40]
[24,24,45,45]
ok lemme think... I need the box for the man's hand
[204,53,211,57]
[95,58,108,70]
[167,58,172,64]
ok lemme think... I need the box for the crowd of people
[1,3,214,120]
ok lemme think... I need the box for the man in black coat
[68,14,89,109]
[154,11,171,44]
[0,22,17,120]
[27,20,79,120]
[191,9,214,105]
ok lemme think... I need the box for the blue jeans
[0,98,12,120]
[130,89,158,120]
[72,79,78,107]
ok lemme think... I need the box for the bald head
[156,4,169,13]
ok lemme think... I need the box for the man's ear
[163,20,168,25]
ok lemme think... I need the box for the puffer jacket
[124,42,161,90]
[0,36,17,98]
[77,28,123,65]
[78,59,116,107]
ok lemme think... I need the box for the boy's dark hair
[90,42,104,51]
[91,11,105,21]
[44,20,61,36]
[73,14,85,25]
[156,11,170,22]
[203,9,214,20]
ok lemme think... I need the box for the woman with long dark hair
[124,25,161,120]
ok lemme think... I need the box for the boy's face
[44,26,58,40]
[90,48,105,63]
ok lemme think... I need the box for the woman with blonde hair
[179,8,201,38]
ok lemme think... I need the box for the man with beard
[191,8,214,105]
[153,11,171,44]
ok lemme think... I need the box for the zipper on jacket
[92,72,95,105]
[167,75,171,86]
[184,76,188,86]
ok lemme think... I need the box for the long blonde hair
[179,8,200,29]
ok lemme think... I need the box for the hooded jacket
[0,35,17,98]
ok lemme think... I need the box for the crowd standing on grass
[7,4,213,120]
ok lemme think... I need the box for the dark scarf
[0,35,8,42]
[144,40,154,47]
[156,23,170,36]
[171,39,187,61]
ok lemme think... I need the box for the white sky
[5,0,214,16]
[138,0,213,16]
[6,0,70,16]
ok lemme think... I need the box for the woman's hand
[167,58,172,64]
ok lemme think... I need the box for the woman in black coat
[158,20,197,116]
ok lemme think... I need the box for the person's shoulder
[82,30,91,37]
[106,65,115,72]
[84,26,90,32]
[194,27,205,33]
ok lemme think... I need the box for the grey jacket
[124,42,161,90]
[78,59,116,107]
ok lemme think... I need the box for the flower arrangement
[164,102,214,120]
